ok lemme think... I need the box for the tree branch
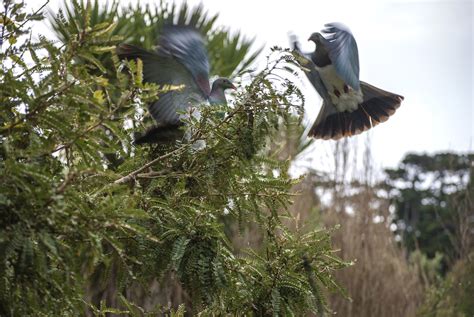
[113,146,187,184]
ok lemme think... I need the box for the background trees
[384,152,473,271]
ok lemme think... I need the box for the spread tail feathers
[309,81,403,140]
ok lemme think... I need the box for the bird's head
[213,77,236,91]
[308,32,325,44]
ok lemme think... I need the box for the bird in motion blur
[292,23,403,140]
[116,25,235,144]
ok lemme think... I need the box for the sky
[32,0,473,171]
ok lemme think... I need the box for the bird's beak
[229,83,237,90]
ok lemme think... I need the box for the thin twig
[0,0,11,54]
[43,169,80,208]
[55,171,77,194]
[134,170,185,179]
[113,146,187,184]
[0,0,50,50]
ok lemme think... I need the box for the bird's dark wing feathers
[116,43,206,125]
[156,25,210,95]
[322,22,360,91]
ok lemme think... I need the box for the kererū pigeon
[209,77,236,105]
[116,25,235,144]
[292,23,403,140]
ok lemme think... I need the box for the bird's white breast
[316,64,363,112]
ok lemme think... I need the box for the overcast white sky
[32,0,473,171]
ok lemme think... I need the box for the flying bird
[292,23,403,140]
[116,25,235,144]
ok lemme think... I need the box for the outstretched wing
[116,44,206,125]
[322,22,360,91]
[157,25,211,96]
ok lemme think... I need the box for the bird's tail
[308,81,403,140]
[133,123,184,145]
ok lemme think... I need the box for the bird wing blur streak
[117,26,211,144]
[116,43,206,126]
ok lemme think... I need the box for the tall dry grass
[288,136,426,317]
[323,188,424,317]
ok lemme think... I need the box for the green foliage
[0,1,347,315]
[418,254,474,317]
[409,250,444,286]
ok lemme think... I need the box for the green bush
[0,1,347,315]
[418,255,474,317]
